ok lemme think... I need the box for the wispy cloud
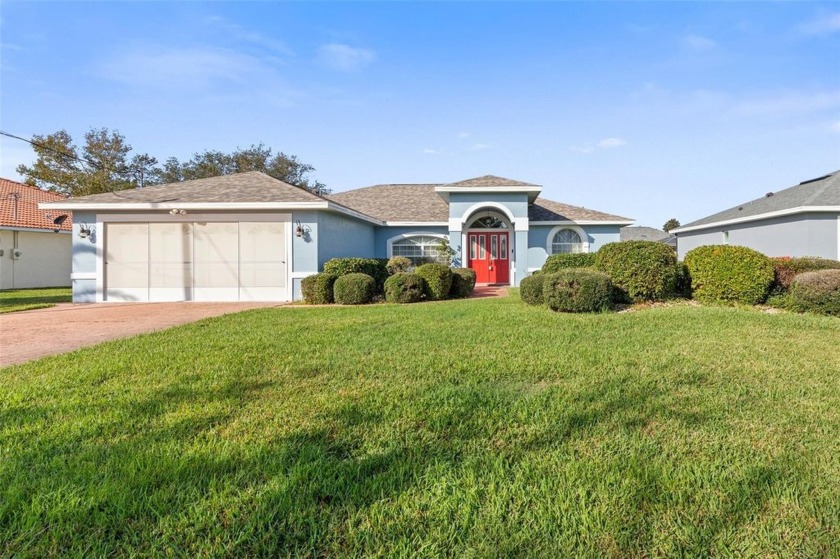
[830,121,840,133]
[456,131,471,138]
[598,138,627,149]
[422,148,438,154]
[317,43,375,72]
[683,34,716,51]
[570,145,595,155]
[469,143,489,151]
[204,16,294,58]
[798,12,840,35]
[97,46,264,88]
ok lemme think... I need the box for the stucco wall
[448,192,530,220]
[317,211,375,267]
[676,213,840,260]
[526,224,622,271]
[0,229,71,289]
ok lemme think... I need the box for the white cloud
[456,131,471,138]
[469,143,489,151]
[598,138,627,149]
[422,148,438,154]
[97,46,264,88]
[683,34,716,51]
[570,145,595,155]
[798,12,840,35]
[204,16,294,57]
[317,43,375,72]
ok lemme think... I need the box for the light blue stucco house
[41,172,633,303]
[673,170,840,260]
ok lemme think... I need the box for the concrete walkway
[0,302,282,367]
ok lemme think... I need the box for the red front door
[468,232,510,284]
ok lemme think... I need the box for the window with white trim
[551,229,584,254]
[391,235,449,265]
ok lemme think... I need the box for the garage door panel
[149,223,193,300]
[240,221,286,300]
[105,223,149,302]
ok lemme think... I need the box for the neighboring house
[1,178,72,290]
[672,170,840,260]
[620,225,676,247]
[41,172,632,303]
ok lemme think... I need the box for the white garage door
[104,220,287,302]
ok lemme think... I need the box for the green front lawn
[2,296,838,557]
[0,287,72,313]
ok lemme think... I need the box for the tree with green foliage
[662,218,681,232]
[17,128,329,196]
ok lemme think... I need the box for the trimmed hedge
[414,263,453,301]
[384,273,425,303]
[323,258,389,293]
[386,256,413,275]
[542,269,613,313]
[674,262,692,297]
[594,241,677,302]
[789,269,840,316]
[542,252,597,273]
[520,274,547,306]
[333,273,375,305]
[300,272,338,305]
[770,256,840,292]
[684,245,774,305]
[449,268,477,299]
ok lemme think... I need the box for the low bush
[386,256,413,275]
[789,269,840,316]
[333,273,375,305]
[520,274,547,305]
[384,273,426,304]
[449,268,477,299]
[770,256,840,292]
[594,241,677,302]
[323,258,389,293]
[300,273,338,305]
[414,263,453,301]
[542,252,597,273]
[684,245,774,305]
[542,269,613,313]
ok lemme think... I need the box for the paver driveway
[0,302,282,367]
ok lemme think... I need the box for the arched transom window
[551,229,584,254]
[390,235,449,265]
[468,215,508,229]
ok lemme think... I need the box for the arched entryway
[464,209,512,285]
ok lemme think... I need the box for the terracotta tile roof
[0,178,72,231]
[330,183,632,223]
[46,171,324,205]
[444,175,539,188]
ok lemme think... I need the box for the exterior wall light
[78,222,95,239]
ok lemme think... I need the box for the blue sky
[1,2,838,228]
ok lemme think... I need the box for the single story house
[1,178,72,289]
[40,172,633,303]
[620,226,676,249]
[672,170,840,260]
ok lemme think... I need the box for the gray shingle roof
[679,170,840,230]
[330,183,632,223]
[49,171,323,204]
[620,226,670,242]
[444,175,539,188]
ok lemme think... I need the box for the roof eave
[530,219,635,226]
[672,205,840,234]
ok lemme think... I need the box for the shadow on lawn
[0,372,801,556]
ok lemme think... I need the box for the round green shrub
[386,256,413,275]
[300,272,338,305]
[594,241,677,302]
[449,268,477,299]
[323,258,389,293]
[384,273,426,304]
[789,269,840,316]
[333,273,375,305]
[542,252,597,273]
[770,256,840,292]
[520,274,547,305]
[684,245,774,305]
[414,263,453,301]
[542,269,613,313]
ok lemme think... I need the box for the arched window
[390,235,448,265]
[467,216,508,229]
[551,229,584,254]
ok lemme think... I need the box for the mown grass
[0,287,72,313]
[1,295,839,557]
